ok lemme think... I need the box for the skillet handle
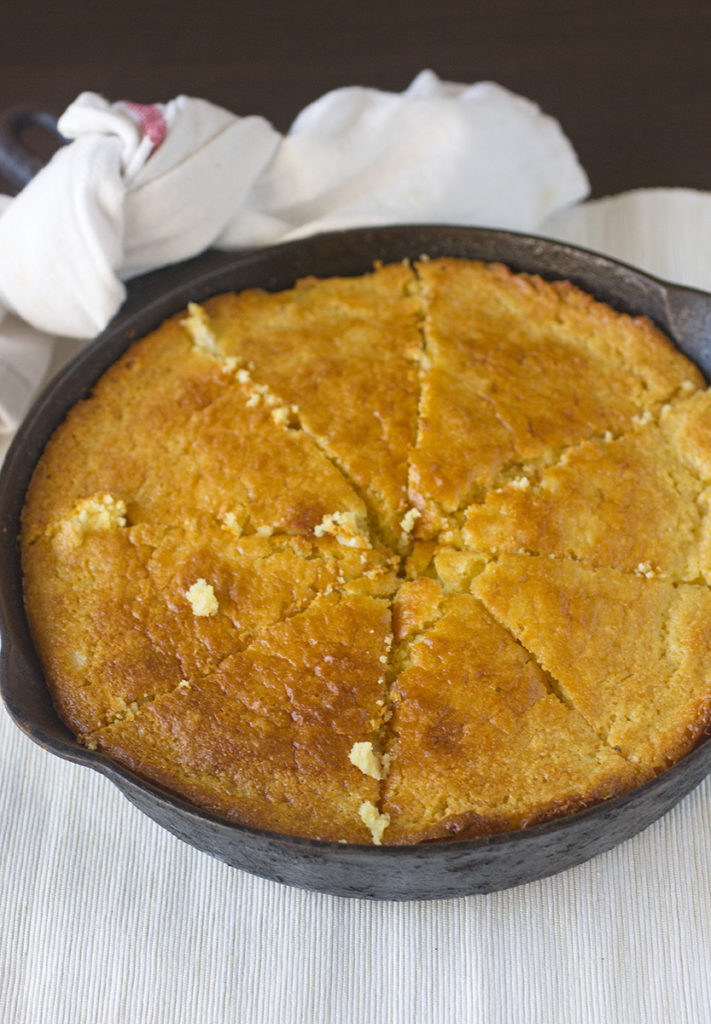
[0,109,66,193]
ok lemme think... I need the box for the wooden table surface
[1,0,709,198]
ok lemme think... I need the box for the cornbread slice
[462,422,705,579]
[133,522,397,679]
[383,588,641,843]
[22,311,371,542]
[21,315,241,541]
[24,514,396,735]
[22,527,185,734]
[202,263,423,545]
[409,258,704,527]
[471,555,711,769]
[83,591,393,842]
[180,376,372,537]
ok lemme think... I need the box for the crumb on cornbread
[359,801,391,845]
[46,493,127,552]
[181,302,219,356]
[314,510,370,549]
[349,740,387,781]
[185,578,219,617]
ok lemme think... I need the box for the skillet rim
[2,223,711,899]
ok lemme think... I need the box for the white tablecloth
[2,188,711,1024]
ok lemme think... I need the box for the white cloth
[543,186,711,290]
[2,79,711,1024]
[0,70,589,433]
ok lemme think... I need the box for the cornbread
[21,258,711,844]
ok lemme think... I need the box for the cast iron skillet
[2,123,711,900]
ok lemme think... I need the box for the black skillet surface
[2,224,711,900]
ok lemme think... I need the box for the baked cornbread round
[21,258,711,845]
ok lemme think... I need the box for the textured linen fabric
[2,194,711,1020]
[1,705,710,1024]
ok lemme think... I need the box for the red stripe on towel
[121,102,167,150]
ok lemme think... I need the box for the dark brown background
[0,0,709,198]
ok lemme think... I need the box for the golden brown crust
[20,258,711,845]
[203,263,423,545]
[86,592,391,842]
[409,258,703,524]
[470,555,711,769]
[462,423,705,579]
[383,590,643,844]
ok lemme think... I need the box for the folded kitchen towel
[0,69,589,434]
